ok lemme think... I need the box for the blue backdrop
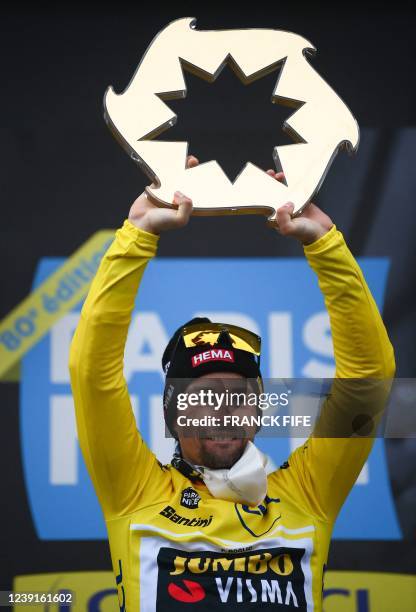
[20,255,401,540]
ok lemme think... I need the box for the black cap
[162,317,261,380]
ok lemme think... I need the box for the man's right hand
[128,155,198,235]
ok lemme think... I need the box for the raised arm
[69,157,196,519]
[302,223,395,380]
[268,173,396,521]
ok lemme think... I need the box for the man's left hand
[267,170,334,246]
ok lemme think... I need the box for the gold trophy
[104,17,359,221]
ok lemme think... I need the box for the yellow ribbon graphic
[0,230,114,382]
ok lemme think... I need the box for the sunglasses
[179,322,261,364]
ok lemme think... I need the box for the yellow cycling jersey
[69,220,395,611]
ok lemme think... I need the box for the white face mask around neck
[193,441,271,507]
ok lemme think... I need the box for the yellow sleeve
[69,219,171,520]
[277,225,396,521]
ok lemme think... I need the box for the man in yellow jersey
[69,155,395,611]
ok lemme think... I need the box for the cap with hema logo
[162,318,262,380]
[162,318,263,432]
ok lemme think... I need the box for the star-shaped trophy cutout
[154,59,301,183]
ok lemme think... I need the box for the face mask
[192,441,272,507]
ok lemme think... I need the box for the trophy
[104,17,359,220]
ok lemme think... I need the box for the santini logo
[192,349,234,367]
[160,505,213,528]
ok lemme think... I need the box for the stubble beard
[198,438,248,469]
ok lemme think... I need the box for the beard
[197,437,248,469]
